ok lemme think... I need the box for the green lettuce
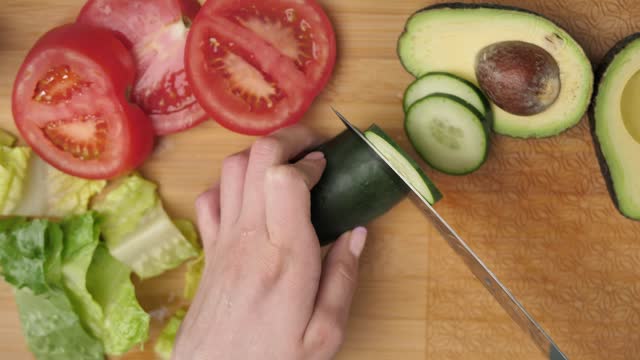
[92,174,199,279]
[13,155,106,217]
[0,217,62,294]
[154,309,187,360]
[0,129,15,147]
[15,288,104,360]
[1,214,150,358]
[0,146,30,215]
[59,214,103,341]
[57,214,149,355]
[86,244,149,355]
[174,219,205,300]
[0,216,104,359]
[184,252,204,301]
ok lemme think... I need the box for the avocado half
[397,3,594,138]
[590,33,640,220]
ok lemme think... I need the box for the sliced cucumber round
[403,72,490,116]
[405,94,489,175]
[364,125,442,204]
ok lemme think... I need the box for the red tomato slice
[12,24,154,180]
[77,0,208,135]
[186,0,336,135]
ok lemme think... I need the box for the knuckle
[222,152,248,171]
[309,317,344,350]
[255,247,287,289]
[251,136,283,158]
[266,165,305,188]
[195,190,213,210]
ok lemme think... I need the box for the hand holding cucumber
[174,125,368,360]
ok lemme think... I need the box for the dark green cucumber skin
[404,93,491,176]
[588,33,640,220]
[311,128,409,245]
[397,2,575,78]
[366,124,443,203]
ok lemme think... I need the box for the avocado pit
[475,41,561,116]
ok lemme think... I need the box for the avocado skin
[397,2,575,74]
[588,32,640,218]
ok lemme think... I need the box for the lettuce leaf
[0,146,31,215]
[174,219,205,300]
[57,213,149,355]
[86,244,149,355]
[1,214,149,358]
[13,155,106,218]
[15,288,104,360]
[58,214,105,347]
[154,309,186,360]
[92,174,198,278]
[0,218,62,294]
[0,129,15,147]
[0,216,104,360]
[184,252,204,301]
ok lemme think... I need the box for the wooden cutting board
[1,0,640,359]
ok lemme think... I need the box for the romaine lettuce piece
[13,155,106,217]
[92,174,199,278]
[86,244,150,355]
[0,129,15,147]
[0,146,30,215]
[15,288,104,360]
[184,252,204,301]
[174,219,205,300]
[57,214,149,355]
[0,218,62,294]
[0,216,104,360]
[1,214,149,358]
[154,309,187,360]
[59,214,103,341]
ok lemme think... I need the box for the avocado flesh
[398,4,593,138]
[592,35,640,219]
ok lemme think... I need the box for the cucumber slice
[405,94,489,175]
[403,72,490,116]
[311,125,441,245]
[364,125,442,204]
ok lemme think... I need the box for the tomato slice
[186,0,336,135]
[77,0,208,135]
[12,24,154,180]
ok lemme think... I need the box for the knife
[332,108,568,360]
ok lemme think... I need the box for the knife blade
[332,108,568,360]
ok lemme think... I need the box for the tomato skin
[12,23,155,180]
[77,0,209,135]
[185,0,336,136]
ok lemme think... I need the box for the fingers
[219,150,249,225]
[195,183,221,254]
[242,125,323,224]
[264,151,326,248]
[303,228,367,356]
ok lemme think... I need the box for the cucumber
[403,72,490,116]
[311,125,441,245]
[365,125,442,204]
[405,94,489,175]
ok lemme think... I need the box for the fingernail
[349,227,367,257]
[304,151,325,161]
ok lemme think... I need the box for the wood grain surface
[1,0,640,359]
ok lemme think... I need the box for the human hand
[173,125,368,360]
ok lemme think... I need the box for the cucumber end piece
[364,125,442,205]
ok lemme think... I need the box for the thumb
[303,227,367,356]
